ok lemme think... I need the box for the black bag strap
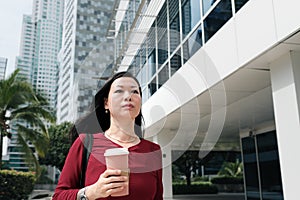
[79,134,94,188]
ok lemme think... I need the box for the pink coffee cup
[104,148,129,196]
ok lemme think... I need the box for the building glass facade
[0,57,7,80]
[242,131,284,200]
[121,0,250,104]
[56,0,115,123]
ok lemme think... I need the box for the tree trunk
[185,164,191,186]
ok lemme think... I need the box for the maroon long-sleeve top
[52,133,163,200]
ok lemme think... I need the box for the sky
[0,0,33,78]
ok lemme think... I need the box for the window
[157,3,168,65]
[257,132,284,200]
[147,22,156,54]
[235,0,249,13]
[204,0,232,42]
[158,63,169,88]
[148,76,157,95]
[202,0,217,15]
[170,49,182,76]
[148,49,156,80]
[242,131,284,200]
[181,0,201,37]
[183,25,202,63]
[169,0,180,53]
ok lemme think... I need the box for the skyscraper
[0,57,7,80]
[56,0,115,124]
[16,0,64,110]
[11,0,64,171]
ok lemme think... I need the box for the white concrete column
[270,51,300,200]
[162,144,173,199]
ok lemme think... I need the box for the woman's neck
[108,118,136,137]
[105,118,140,147]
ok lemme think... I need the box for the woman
[53,72,163,200]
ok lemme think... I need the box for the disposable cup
[104,148,130,196]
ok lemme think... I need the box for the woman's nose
[124,91,132,101]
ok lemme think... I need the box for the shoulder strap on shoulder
[80,134,94,188]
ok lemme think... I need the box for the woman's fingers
[107,175,127,183]
[106,186,124,195]
[102,169,121,178]
[101,169,127,183]
[105,181,125,191]
[95,169,128,198]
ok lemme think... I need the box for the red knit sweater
[52,133,163,200]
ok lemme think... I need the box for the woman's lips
[122,104,134,108]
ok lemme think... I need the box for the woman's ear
[104,98,108,109]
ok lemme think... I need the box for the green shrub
[211,176,243,184]
[192,175,209,182]
[0,170,36,199]
[173,182,218,194]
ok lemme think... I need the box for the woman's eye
[132,90,139,94]
[115,90,123,93]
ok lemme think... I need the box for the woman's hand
[85,169,128,199]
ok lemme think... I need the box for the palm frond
[11,104,56,124]
[17,124,50,157]
[218,161,243,177]
[17,133,41,177]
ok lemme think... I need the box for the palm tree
[218,160,243,177]
[0,69,55,175]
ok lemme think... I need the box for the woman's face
[105,77,141,121]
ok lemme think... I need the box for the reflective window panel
[182,0,201,38]
[204,0,232,42]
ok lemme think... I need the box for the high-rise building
[0,57,7,80]
[0,57,8,163]
[16,0,64,110]
[56,0,115,124]
[11,0,64,171]
[112,0,300,199]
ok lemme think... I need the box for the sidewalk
[170,193,245,200]
[29,190,244,200]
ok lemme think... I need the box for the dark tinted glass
[148,76,157,95]
[257,131,284,200]
[183,25,202,63]
[157,3,168,65]
[158,64,169,88]
[202,0,217,15]
[204,0,232,42]
[169,13,180,53]
[148,49,156,79]
[235,0,249,13]
[182,0,201,38]
[170,48,182,76]
[242,136,260,200]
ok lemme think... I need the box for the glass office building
[56,0,115,124]
[0,57,7,80]
[111,0,300,199]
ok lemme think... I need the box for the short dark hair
[94,71,144,138]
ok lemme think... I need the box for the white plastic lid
[104,148,129,157]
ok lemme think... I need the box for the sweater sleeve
[153,145,163,200]
[52,135,85,200]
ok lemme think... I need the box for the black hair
[94,71,144,138]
